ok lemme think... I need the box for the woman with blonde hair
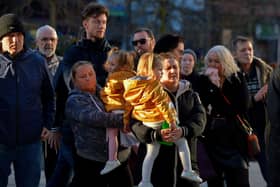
[197,45,250,187]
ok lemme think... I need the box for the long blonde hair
[204,45,240,78]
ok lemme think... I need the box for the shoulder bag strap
[221,92,252,135]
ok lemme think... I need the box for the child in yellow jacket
[100,47,137,175]
[123,52,202,187]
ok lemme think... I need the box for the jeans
[46,140,74,187]
[0,141,42,187]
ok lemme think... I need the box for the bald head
[36,25,58,58]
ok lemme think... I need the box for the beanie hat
[0,13,25,39]
[183,48,197,63]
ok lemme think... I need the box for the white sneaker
[138,181,154,187]
[181,170,203,183]
[100,160,121,175]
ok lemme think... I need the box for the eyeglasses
[132,38,148,46]
[40,37,57,42]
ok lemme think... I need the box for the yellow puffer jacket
[123,76,177,125]
[100,70,136,112]
[100,70,136,131]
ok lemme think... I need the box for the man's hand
[41,127,50,141]
[47,131,62,153]
[254,84,268,102]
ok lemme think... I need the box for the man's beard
[41,49,54,58]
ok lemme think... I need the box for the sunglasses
[132,38,148,46]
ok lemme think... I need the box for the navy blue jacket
[0,49,55,147]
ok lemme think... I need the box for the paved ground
[8,161,266,187]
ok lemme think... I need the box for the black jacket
[132,80,206,187]
[197,72,250,169]
[53,38,111,129]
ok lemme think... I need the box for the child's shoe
[100,160,121,175]
[181,170,203,183]
[138,181,153,187]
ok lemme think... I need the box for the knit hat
[0,13,25,39]
[183,49,197,63]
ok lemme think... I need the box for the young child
[123,52,202,187]
[100,47,136,175]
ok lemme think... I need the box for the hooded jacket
[0,49,55,147]
[131,79,206,186]
[65,89,127,162]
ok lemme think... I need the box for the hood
[164,79,191,97]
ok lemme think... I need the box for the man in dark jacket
[0,13,55,187]
[48,3,133,187]
[232,35,273,183]
[35,24,62,183]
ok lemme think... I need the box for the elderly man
[0,13,55,187]
[36,25,61,77]
[35,24,62,182]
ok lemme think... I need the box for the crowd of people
[0,1,279,187]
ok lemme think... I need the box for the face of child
[153,65,162,81]
[106,56,119,73]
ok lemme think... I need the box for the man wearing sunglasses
[132,27,155,68]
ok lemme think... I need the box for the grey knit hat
[183,48,197,63]
[0,13,25,39]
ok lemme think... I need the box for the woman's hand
[160,127,183,142]
[170,127,183,142]
[160,128,172,142]
[205,67,220,87]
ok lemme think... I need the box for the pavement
[8,161,266,187]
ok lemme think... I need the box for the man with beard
[36,25,61,77]
[35,24,62,183]
[131,27,155,69]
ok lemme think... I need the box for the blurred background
[1,0,280,67]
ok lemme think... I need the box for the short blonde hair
[136,52,162,80]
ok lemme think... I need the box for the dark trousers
[207,167,249,187]
[42,141,58,181]
[254,125,268,182]
[70,154,133,187]
[46,141,74,187]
